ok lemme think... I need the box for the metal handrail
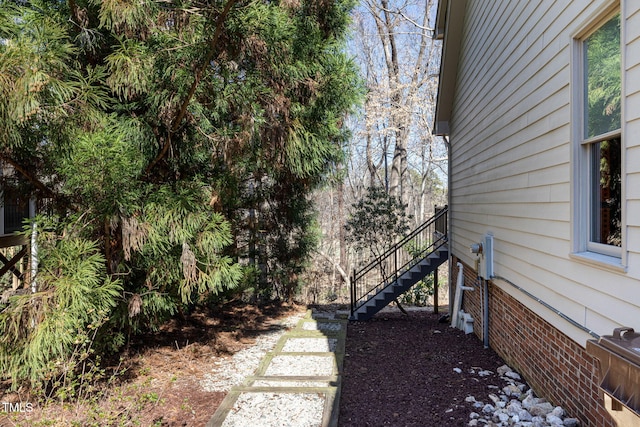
[350,206,448,317]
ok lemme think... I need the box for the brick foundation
[452,256,616,427]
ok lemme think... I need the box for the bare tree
[354,0,443,208]
[305,0,447,304]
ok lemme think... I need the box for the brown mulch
[339,309,508,427]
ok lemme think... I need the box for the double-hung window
[575,9,622,261]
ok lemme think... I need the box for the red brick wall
[452,256,615,427]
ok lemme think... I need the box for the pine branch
[144,0,239,177]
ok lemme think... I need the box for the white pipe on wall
[451,262,474,329]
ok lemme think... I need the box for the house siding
[443,0,640,424]
[626,3,640,284]
[449,0,640,344]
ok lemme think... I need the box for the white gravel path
[250,379,332,387]
[205,308,346,427]
[264,355,335,376]
[302,321,343,332]
[282,337,337,352]
[221,392,325,427]
[200,311,306,392]
[206,306,579,427]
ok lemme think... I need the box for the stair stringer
[349,246,448,321]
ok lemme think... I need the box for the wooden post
[433,268,439,314]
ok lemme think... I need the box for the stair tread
[351,248,448,321]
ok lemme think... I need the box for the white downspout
[483,278,489,348]
[451,262,474,328]
[444,136,453,315]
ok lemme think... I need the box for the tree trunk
[338,179,348,289]
[389,133,407,201]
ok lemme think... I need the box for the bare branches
[347,0,447,214]
[383,7,435,33]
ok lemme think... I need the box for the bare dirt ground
[0,302,306,427]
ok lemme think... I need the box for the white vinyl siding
[626,2,640,280]
[448,0,640,345]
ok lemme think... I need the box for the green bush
[400,274,435,306]
[345,186,411,260]
[0,229,121,392]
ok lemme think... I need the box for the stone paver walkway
[206,308,348,427]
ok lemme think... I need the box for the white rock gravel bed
[221,392,325,427]
[465,364,580,427]
[282,337,337,352]
[309,311,338,319]
[302,321,343,332]
[264,355,335,376]
[200,310,306,392]
[204,308,342,426]
[250,379,333,387]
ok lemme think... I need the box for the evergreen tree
[344,186,411,263]
[0,0,362,388]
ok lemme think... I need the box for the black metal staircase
[350,206,448,321]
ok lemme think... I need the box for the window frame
[571,4,625,267]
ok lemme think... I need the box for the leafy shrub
[399,274,435,306]
[344,186,411,260]
[0,226,121,392]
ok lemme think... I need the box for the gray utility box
[587,327,640,415]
